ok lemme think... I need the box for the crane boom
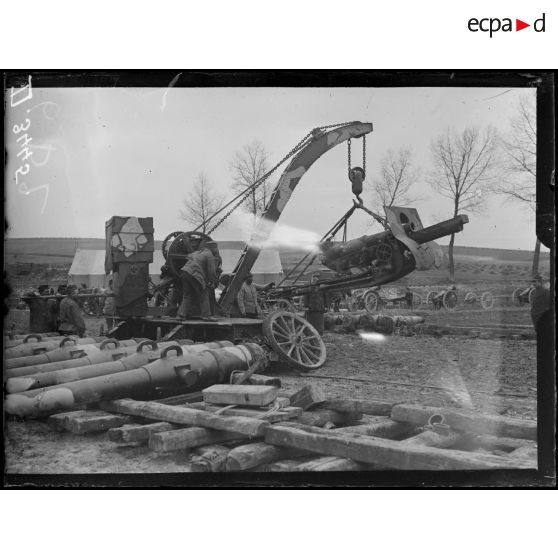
[218,122,373,313]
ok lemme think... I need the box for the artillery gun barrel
[7,340,232,393]
[5,342,265,418]
[407,215,469,245]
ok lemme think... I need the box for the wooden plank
[63,411,132,434]
[48,410,89,432]
[391,404,537,440]
[149,427,245,453]
[202,384,278,407]
[288,384,326,410]
[100,399,270,437]
[320,398,396,416]
[224,442,310,471]
[295,409,362,427]
[264,425,534,470]
[108,422,178,444]
[230,355,270,385]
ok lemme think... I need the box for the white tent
[68,248,283,287]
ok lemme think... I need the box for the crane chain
[205,121,361,235]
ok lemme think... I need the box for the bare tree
[498,95,540,276]
[230,140,271,216]
[180,173,225,233]
[371,147,421,212]
[429,126,498,282]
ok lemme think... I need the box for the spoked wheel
[480,291,494,310]
[426,290,438,307]
[363,289,380,312]
[442,290,458,311]
[464,291,476,305]
[263,311,326,371]
[164,231,213,277]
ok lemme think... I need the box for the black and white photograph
[3,71,555,486]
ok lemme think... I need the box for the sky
[5,85,542,251]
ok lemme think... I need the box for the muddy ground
[4,307,537,476]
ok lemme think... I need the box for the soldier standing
[58,284,86,337]
[304,274,326,334]
[237,273,262,319]
[530,275,550,333]
[404,287,414,310]
[102,279,116,330]
[177,242,219,320]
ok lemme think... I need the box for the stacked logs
[40,387,538,472]
[324,312,425,334]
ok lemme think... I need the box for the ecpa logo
[468,13,546,37]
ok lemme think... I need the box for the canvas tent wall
[68,249,109,288]
[68,248,283,287]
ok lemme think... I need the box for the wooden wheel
[426,290,438,306]
[527,288,535,305]
[263,311,326,371]
[480,291,494,310]
[164,231,213,277]
[464,291,476,305]
[363,289,380,312]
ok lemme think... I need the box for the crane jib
[219,122,373,313]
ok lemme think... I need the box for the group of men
[152,240,264,321]
[23,280,117,338]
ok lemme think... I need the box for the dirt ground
[4,305,537,477]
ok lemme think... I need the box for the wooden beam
[224,442,310,471]
[100,399,270,438]
[293,456,374,472]
[190,445,231,472]
[108,422,179,444]
[391,404,537,440]
[288,385,326,410]
[202,384,278,407]
[335,420,416,439]
[320,399,396,416]
[264,425,534,470]
[149,427,245,453]
[47,410,132,434]
[202,404,302,423]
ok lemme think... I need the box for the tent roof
[69,248,283,277]
[68,248,107,276]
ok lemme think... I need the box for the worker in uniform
[304,274,326,334]
[530,275,550,333]
[404,287,414,310]
[177,242,220,320]
[25,285,59,333]
[102,279,116,331]
[237,272,262,319]
[58,284,86,337]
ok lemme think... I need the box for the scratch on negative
[161,73,182,111]
[481,89,512,101]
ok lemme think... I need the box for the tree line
[181,96,539,280]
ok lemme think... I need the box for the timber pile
[42,385,537,472]
[414,324,535,340]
